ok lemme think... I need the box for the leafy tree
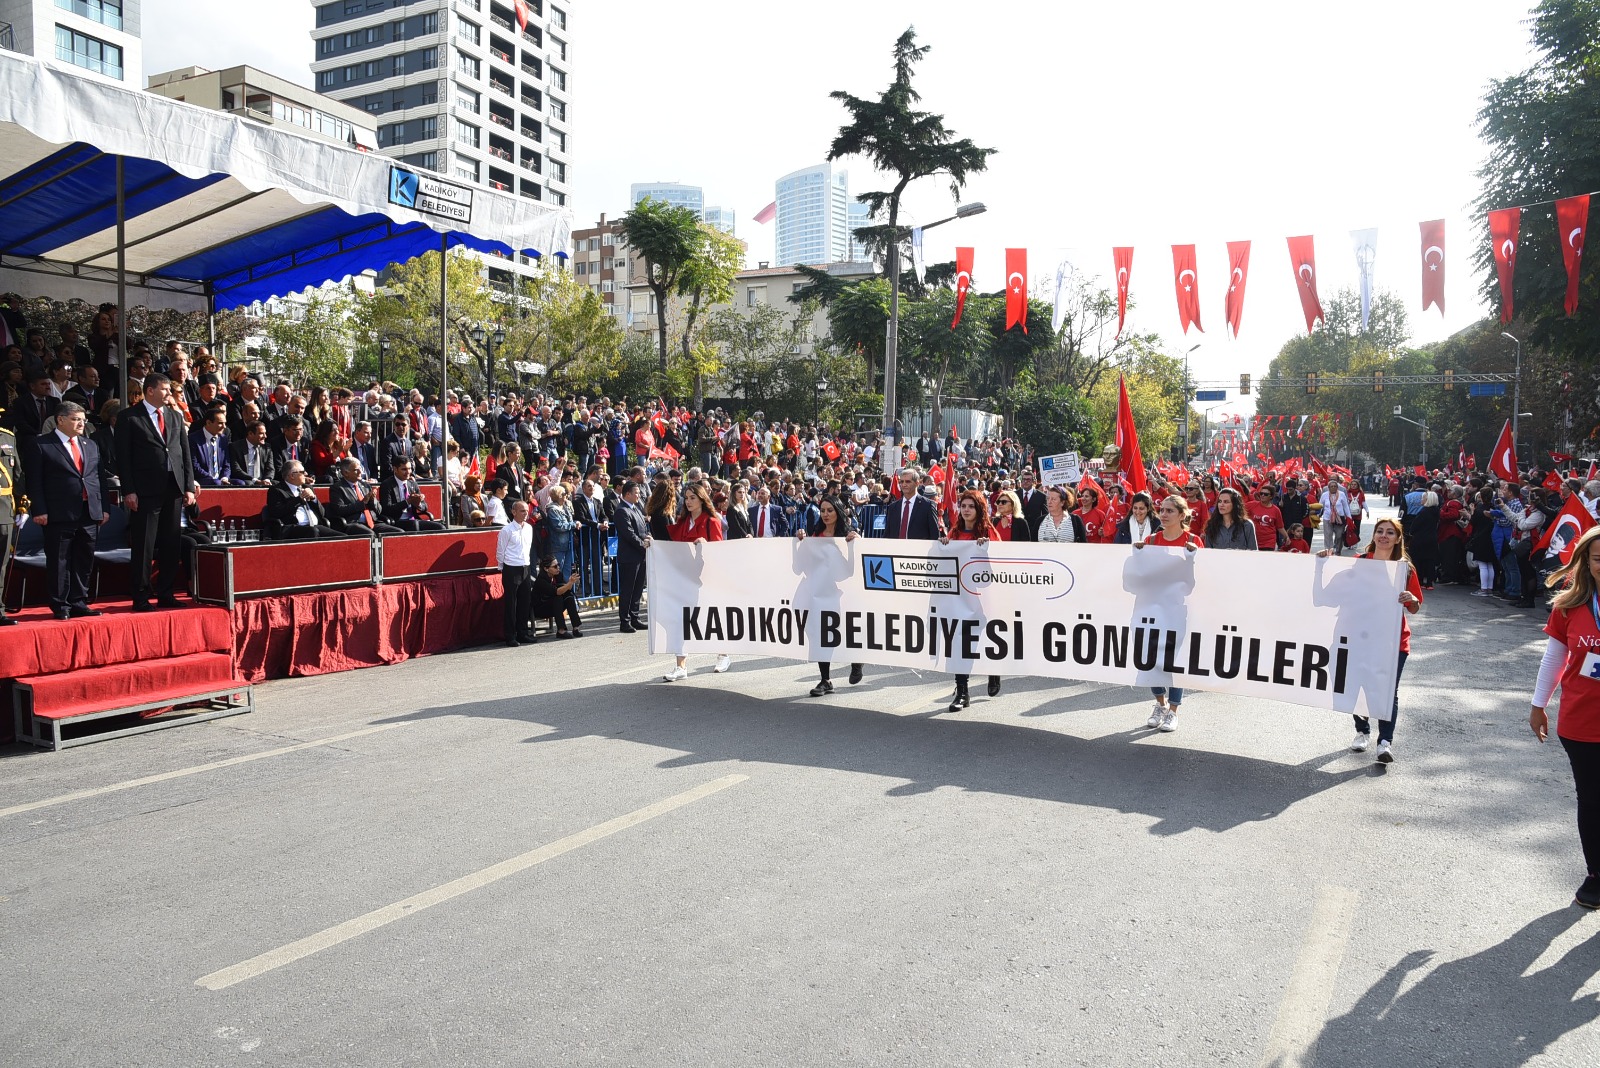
[1007,383,1096,459]
[1032,274,1161,396]
[898,286,987,434]
[976,294,1055,432]
[617,196,703,376]
[676,225,746,408]
[362,249,497,390]
[501,266,626,393]
[1085,340,1187,458]
[262,289,357,387]
[827,27,995,424]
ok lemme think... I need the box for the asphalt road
[2,555,1598,1066]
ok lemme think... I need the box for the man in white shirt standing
[497,498,536,646]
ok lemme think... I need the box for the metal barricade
[571,521,616,607]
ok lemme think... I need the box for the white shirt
[1037,513,1076,543]
[497,519,534,567]
[1126,516,1153,543]
[484,495,508,525]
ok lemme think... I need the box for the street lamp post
[378,336,389,385]
[1176,343,1200,460]
[883,201,987,440]
[472,323,506,400]
[1502,332,1522,462]
[1395,412,1429,467]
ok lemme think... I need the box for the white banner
[648,539,1406,719]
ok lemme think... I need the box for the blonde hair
[1548,525,1600,610]
[1157,494,1192,524]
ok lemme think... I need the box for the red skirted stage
[231,571,505,683]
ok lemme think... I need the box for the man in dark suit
[189,406,232,488]
[27,401,107,619]
[1017,469,1048,532]
[379,458,444,531]
[265,461,342,540]
[114,373,196,611]
[327,458,402,537]
[271,417,309,472]
[749,486,787,538]
[614,480,650,632]
[62,365,111,421]
[229,421,276,487]
[348,421,379,482]
[4,373,57,441]
[886,467,941,539]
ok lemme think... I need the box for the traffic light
[1240,373,1251,395]
[1373,370,1385,393]
[1306,372,1318,395]
[1443,368,1454,391]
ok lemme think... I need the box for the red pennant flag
[1489,419,1518,481]
[1414,465,1426,477]
[1113,246,1134,336]
[952,246,974,328]
[942,453,958,525]
[514,0,530,30]
[1383,465,1394,479]
[1005,248,1028,333]
[1488,207,1521,323]
[753,201,777,225]
[823,440,841,461]
[1557,194,1589,317]
[1171,244,1202,334]
[1115,375,1148,494]
[1286,235,1324,333]
[1420,219,1446,315]
[1223,240,1251,338]
[1468,453,1477,471]
[1536,492,1598,563]
[1544,470,1564,492]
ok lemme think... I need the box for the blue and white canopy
[0,53,571,312]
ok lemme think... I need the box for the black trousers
[616,554,645,623]
[275,525,345,540]
[538,590,581,632]
[1561,736,1600,876]
[44,518,95,610]
[336,521,404,537]
[129,485,182,602]
[501,564,532,638]
[391,518,445,532]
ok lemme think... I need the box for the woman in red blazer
[940,490,1001,711]
[663,483,728,681]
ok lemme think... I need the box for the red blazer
[669,511,724,543]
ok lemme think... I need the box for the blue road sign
[1468,383,1507,398]
[1194,389,1227,401]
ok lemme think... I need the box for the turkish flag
[952,247,974,328]
[1113,246,1134,336]
[1590,459,1597,481]
[1005,248,1028,333]
[1115,375,1147,493]
[1551,451,1574,463]
[1557,194,1589,317]
[1544,470,1564,492]
[1468,453,1477,470]
[1420,219,1446,315]
[515,0,530,30]
[1286,235,1324,333]
[1489,419,1518,481]
[1414,465,1426,477]
[1223,240,1250,338]
[1488,207,1521,323]
[1536,492,1597,563]
[1171,245,1202,334]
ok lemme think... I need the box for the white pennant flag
[1052,259,1072,334]
[1351,228,1378,330]
[910,227,925,285]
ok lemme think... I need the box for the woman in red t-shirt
[1322,516,1420,763]
[1132,495,1202,731]
[1076,485,1111,543]
[941,490,1001,711]
[1530,524,1600,909]
[662,483,729,682]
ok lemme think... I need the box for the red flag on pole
[1005,248,1028,333]
[1113,246,1134,336]
[1420,219,1446,315]
[1536,493,1598,563]
[1286,235,1325,333]
[1115,374,1148,494]
[1224,240,1251,338]
[1171,244,1202,334]
[942,453,958,526]
[952,246,974,328]
[1488,207,1521,323]
[515,0,530,30]
[1489,419,1518,481]
[1557,194,1589,317]
[753,201,777,225]
[1544,470,1564,492]
[1589,459,1597,481]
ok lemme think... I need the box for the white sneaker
[1146,703,1166,728]
[714,655,732,674]
[1350,733,1371,753]
[1376,739,1394,763]
[1158,709,1178,733]
[663,665,688,682]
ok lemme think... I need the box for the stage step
[12,651,252,750]
[0,604,232,679]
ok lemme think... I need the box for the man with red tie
[115,373,196,611]
[327,458,403,537]
[751,485,786,538]
[887,466,941,539]
[28,401,107,619]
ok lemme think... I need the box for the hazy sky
[141,1,1541,408]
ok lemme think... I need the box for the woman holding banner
[1136,495,1203,730]
[1323,517,1421,763]
[1204,488,1258,551]
[941,490,1002,711]
[661,483,733,681]
[797,496,862,696]
[1529,524,1600,909]
[1035,486,1086,544]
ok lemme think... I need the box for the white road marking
[891,684,958,714]
[195,773,750,991]
[1257,885,1360,1068]
[0,724,406,819]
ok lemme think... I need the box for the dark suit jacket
[189,428,233,487]
[349,440,379,480]
[498,464,528,502]
[27,431,104,524]
[327,478,382,526]
[62,385,111,419]
[265,481,329,535]
[615,500,651,561]
[114,401,196,499]
[5,392,57,438]
[724,505,753,539]
[748,502,787,538]
[1018,488,1049,530]
[885,494,941,540]
[379,476,428,523]
[271,438,308,473]
[229,439,277,485]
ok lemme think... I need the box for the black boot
[948,676,970,713]
[987,675,1002,698]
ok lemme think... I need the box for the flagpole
[1503,332,1522,471]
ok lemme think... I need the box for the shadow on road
[1306,908,1600,1068]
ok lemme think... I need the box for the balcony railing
[0,22,13,50]
[489,79,513,96]
[489,146,512,161]
[489,112,513,129]
[521,60,541,78]
[490,13,513,30]
[491,48,512,63]
[520,124,542,141]
[520,158,541,172]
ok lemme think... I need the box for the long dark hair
[811,495,851,537]
[1204,487,1246,542]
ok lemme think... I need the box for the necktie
[902,500,911,536]
[360,486,373,528]
[69,435,83,473]
[757,508,766,537]
[400,481,409,501]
